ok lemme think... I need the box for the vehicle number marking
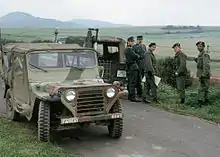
[61,117,78,124]
[111,113,123,119]
[117,70,126,77]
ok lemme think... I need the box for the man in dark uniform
[194,41,211,107]
[133,35,146,98]
[124,36,141,102]
[143,43,157,103]
[172,43,187,104]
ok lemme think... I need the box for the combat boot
[198,100,204,108]
[151,98,159,104]
[204,99,209,105]
[137,94,142,100]
[129,97,141,102]
[180,98,185,104]
[142,97,151,104]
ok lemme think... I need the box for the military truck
[57,28,127,85]
[0,43,124,142]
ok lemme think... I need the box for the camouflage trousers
[176,76,186,100]
[198,78,209,102]
[143,73,157,99]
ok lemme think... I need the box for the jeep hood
[30,79,111,97]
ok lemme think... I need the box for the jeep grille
[76,87,105,116]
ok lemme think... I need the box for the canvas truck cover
[2,43,85,53]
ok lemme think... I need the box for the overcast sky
[0,0,219,26]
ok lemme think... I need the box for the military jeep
[57,28,127,85]
[1,43,124,142]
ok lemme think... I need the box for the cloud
[0,0,219,25]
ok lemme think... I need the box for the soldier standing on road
[124,36,141,102]
[172,43,187,104]
[142,43,157,103]
[133,35,147,98]
[194,41,211,107]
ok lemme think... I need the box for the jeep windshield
[28,50,97,69]
[27,50,100,82]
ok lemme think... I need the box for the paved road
[0,85,220,157]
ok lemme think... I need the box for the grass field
[1,27,220,76]
[0,117,76,157]
[155,83,220,123]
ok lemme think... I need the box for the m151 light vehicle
[57,28,127,85]
[0,43,124,142]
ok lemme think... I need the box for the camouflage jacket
[195,50,211,78]
[174,51,187,76]
[124,46,140,71]
[144,49,157,74]
[133,43,146,70]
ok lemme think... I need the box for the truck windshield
[28,51,97,69]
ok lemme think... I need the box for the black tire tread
[38,101,50,142]
[108,101,123,138]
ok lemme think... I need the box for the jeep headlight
[106,87,116,98]
[66,90,76,101]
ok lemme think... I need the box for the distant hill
[0,12,84,28]
[70,19,131,28]
[0,12,131,28]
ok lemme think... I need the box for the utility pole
[0,28,2,41]
[54,28,59,43]
[207,45,210,53]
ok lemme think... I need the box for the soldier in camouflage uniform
[172,43,187,104]
[124,36,141,102]
[133,36,147,98]
[143,43,157,103]
[194,41,211,107]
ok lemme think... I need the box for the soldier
[172,43,187,104]
[143,43,157,103]
[194,41,210,107]
[124,36,141,102]
[133,35,146,98]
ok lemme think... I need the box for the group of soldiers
[124,36,211,107]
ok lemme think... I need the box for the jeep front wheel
[38,101,50,142]
[108,101,123,138]
[5,90,20,121]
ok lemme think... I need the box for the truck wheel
[38,101,50,142]
[108,101,123,138]
[5,90,20,121]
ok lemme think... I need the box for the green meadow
[1,27,220,76]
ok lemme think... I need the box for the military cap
[137,35,143,40]
[127,36,135,42]
[172,42,181,48]
[196,41,205,47]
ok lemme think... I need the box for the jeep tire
[38,101,50,142]
[5,90,20,121]
[108,101,123,138]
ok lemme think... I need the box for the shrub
[156,57,193,88]
[31,39,53,43]
[0,39,24,44]
[0,39,54,44]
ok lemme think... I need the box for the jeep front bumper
[60,113,123,125]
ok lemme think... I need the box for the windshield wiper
[29,63,48,72]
